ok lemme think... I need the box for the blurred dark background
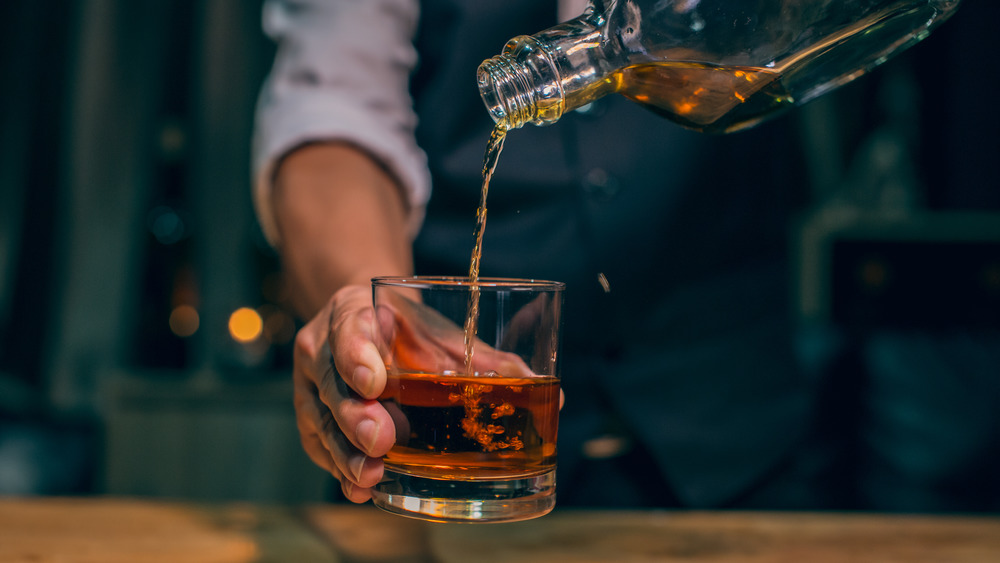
[0,0,997,508]
[0,0,328,502]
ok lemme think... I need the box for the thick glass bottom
[371,469,556,523]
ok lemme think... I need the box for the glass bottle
[477,0,962,133]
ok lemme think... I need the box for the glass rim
[372,275,565,291]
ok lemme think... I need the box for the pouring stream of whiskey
[464,121,508,374]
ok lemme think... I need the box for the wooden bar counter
[2,497,999,562]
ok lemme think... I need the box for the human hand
[292,284,396,503]
[292,282,540,502]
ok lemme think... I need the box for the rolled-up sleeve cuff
[252,89,430,248]
[251,0,430,248]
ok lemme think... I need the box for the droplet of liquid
[597,272,611,293]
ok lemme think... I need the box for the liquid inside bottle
[606,63,788,134]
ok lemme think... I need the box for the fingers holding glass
[291,287,395,501]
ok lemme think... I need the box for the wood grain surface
[426,510,1000,563]
[3,498,1000,563]
[0,497,336,563]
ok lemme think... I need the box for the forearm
[272,142,414,319]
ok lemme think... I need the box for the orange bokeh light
[228,307,263,343]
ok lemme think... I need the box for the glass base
[371,469,556,523]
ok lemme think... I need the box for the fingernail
[356,419,379,455]
[349,455,366,483]
[353,365,374,397]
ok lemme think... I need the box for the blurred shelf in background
[102,370,328,503]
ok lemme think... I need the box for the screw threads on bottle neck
[477,55,538,130]
[477,36,566,130]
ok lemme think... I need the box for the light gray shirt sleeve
[252,0,430,247]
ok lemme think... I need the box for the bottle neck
[478,14,615,129]
[477,36,565,129]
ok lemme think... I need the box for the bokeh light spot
[169,305,200,338]
[229,307,263,343]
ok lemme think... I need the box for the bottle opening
[477,36,566,129]
[476,62,506,125]
[477,55,535,129]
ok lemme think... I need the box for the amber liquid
[603,62,792,134]
[379,371,560,480]
[463,122,508,373]
[587,1,949,133]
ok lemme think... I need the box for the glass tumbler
[371,276,565,523]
